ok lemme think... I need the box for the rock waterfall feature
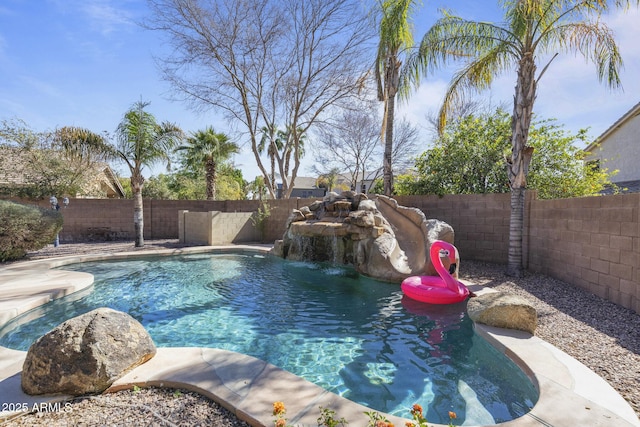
[273,193,455,282]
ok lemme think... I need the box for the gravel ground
[2,387,251,427]
[1,240,639,426]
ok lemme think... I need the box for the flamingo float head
[430,240,465,295]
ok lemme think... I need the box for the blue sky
[1,0,639,180]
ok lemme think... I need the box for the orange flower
[405,423,416,427]
[273,401,286,416]
[449,411,457,419]
[411,404,423,415]
[275,418,287,427]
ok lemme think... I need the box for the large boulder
[22,308,156,396]
[467,292,537,334]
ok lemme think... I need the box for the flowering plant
[405,405,457,427]
[364,410,394,427]
[273,401,290,427]
[272,401,457,427]
[318,406,349,427]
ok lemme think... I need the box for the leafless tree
[391,117,420,175]
[311,102,420,191]
[312,102,381,190]
[146,0,374,198]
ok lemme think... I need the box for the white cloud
[18,74,65,99]
[48,0,134,36]
[399,79,449,127]
[81,0,135,35]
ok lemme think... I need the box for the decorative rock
[351,193,368,210]
[323,191,342,203]
[348,210,375,227]
[357,199,377,212]
[289,209,306,222]
[340,190,357,199]
[276,194,456,282]
[272,239,285,257]
[467,292,538,334]
[22,308,156,396]
[308,201,323,211]
[299,206,311,216]
[334,201,353,217]
[299,206,314,220]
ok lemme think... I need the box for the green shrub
[0,200,63,261]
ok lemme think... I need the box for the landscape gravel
[1,240,638,426]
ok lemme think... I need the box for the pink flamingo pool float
[401,240,470,304]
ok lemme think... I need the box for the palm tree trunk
[506,53,536,277]
[205,159,215,201]
[382,54,401,197]
[131,174,144,248]
[383,94,395,196]
[211,163,217,201]
[269,147,276,195]
[507,187,525,276]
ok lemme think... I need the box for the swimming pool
[0,253,537,424]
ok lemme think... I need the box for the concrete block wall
[147,200,232,239]
[178,210,259,245]
[395,193,514,263]
[527,194,639,313]
[179,211,215,245]
[52,198,135,241]
[210,212,258,244]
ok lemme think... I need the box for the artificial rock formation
[22,307,156,396]
[467,292,538,334]
[273,192,455,282]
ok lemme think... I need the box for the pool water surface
[0,253,537,424]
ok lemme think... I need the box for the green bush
[0,200,63,261]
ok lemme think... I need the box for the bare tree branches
[147,0,374,198]
[311,102,420,191]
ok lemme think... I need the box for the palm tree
[257,124,307,199]
[115,101,183,247]
[176,127,239,200]
[54,126,113,166]
[49,126,114,197]
[407,0,637,277]
[375,0,417,196]
[258,124,281,193]
[278,125,306,190]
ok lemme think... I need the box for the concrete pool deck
[0,245,638,427]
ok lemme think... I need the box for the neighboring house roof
[100,164,126,198]
[276,176,325,199]
[0,147,125,198]
[601,179,640,195]
[289,176,318,188]
[585,101,640,152]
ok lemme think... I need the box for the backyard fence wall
[526,194,639,313]
[178,210,259,245]
[13,193,639,314]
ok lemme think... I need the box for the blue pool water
[0,253,537,424]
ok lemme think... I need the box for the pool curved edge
[1,246,638,427]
